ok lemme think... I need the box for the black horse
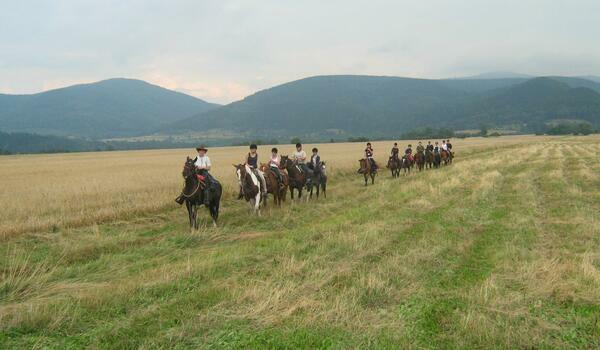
[181,157,222,229]
[306,161,327,199]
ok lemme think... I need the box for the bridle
[182,162,202,198]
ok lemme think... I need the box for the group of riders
[175,142,323,206]
[175,139,454,205]
[361,139,454,172]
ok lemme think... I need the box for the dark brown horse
[414,151,425,171]
[358,158,376,186]
[387,156,401,178]
[233,164,262,214]
[181,157,221,229]
[425,149,434,169]
[306,161,327,199]
[433,150,442,168]
[441,150,451,166]
[281,155,307,199]
[259,163,288,206]
[401,155,413,175]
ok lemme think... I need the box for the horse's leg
[193,204,199,230]
[322,182,326,198]
[364,174,368,186]
[186,200,193,228]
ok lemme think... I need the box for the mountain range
[163,75,600,142]
[0,78,219,138]
[1,74,600,151]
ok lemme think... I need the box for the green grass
[1,137,599,349]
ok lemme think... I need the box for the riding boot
[175,194,185,205]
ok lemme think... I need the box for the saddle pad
[196,174,206,182]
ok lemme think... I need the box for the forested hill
[0,78,219,138]
[162,75,600,141]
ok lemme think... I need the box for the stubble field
[1,135,599,348]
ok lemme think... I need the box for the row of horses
[359,149,454,185]
[180,155,327,229]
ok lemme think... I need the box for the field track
[1,136,599,348]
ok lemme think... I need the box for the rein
[182,175,202,198]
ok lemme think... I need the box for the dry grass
[0,135,547,238]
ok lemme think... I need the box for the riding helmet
[196,144,208,151]
[250,144,257,150]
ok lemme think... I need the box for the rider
[405,144,414,162]
[390,142,400,161]
[244,144,267,197]
[269,147,284,187]
[365,142,378,170]
[293,143,308,174]
[175,144,213,206]
[434,141,440,153]
[416,141,425,154]
[426,141,434,153]
[446,139,453,156]
[441,140,448,153]
[310,147,321,171]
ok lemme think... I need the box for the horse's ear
[186,156,190,160]
[232,164,237,168]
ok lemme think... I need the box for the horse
[306,161,327,199]
[425,149,434,169]
[401,155,413,175]
[259,163,288,206]
[387,156,401,178]
[181,157,222,229]
[433,150,442,168]
[358,158,376,186]
[280,155,307,199]
[441,150,451,166]
[414,151,425,172]
[233,163,262,215]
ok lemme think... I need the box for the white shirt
[294,150,306,163]
[194,155,211,169]
[442,144,448,151]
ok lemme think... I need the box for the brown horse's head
[182,156,196,178]
[280,155,291,168]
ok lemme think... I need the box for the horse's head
[182,156,196,178]
[258,163,268,172]
[280,155,291,168]
[232,164,246,182]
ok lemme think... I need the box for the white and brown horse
[233,164,262,215]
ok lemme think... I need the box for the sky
[1,0,599,104]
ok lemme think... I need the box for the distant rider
[390,142,400,161]
[365,142,378,170]
[405,144,414,162]
[293,143,308,173]
[269,147,284,187]
[416,141,425,154]
[244,144,267,197]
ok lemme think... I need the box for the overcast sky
[1,0,599,103]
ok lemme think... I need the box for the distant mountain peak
[458,71,533,80]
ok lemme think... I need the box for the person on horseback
[416,141,425,154]
[446,139,453,156]
[269,147,284,187]
[175,144,213,205]
[310,147,321,171]
[404,144,414,162]
[434,141,440,153]
[390,142,400,161]
[441,140,448,153]
[244,144,267,198]
[426,141,434,153]
[293,143,309,174]
[365,142,378,171]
